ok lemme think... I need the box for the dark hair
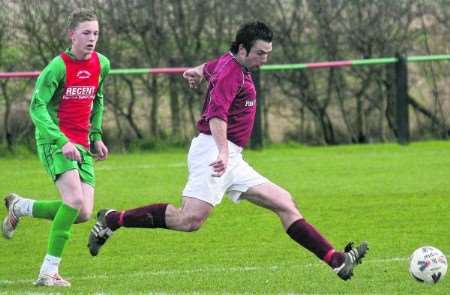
[67,8,98,31]
[230,21,273,54]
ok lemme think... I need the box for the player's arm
[30,60,82,162]
[29,59,69,148]
[205,66,241,177]
[209,118,229,177]
[182,63,205,89]
[90,55,110,160]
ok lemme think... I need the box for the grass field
[0,141,449,294]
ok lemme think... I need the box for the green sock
[47,203,79,257]
[32,200,62,220]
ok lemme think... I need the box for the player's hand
[209,151,228,177]
[93,140,108,161]
[183,68,203,89]
[62,142,82,162]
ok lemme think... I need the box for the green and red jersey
[30,49,110,149]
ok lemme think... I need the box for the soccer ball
[409,246,447,284]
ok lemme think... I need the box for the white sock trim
[39,254,61,275]
[14,198,35,217]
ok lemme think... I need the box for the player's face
[239,40,272,71]
[70,20,99,60]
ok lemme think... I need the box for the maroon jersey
[59,52,101,148]
[197,52,257,147]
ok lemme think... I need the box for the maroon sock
[329,251,345,269]
[106,203,168,231]
[286,219,344,268]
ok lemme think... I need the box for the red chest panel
[58,52,101,148]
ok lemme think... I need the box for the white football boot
[2,193,23,239]
[34,273,71,287]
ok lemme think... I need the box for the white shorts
[182,134,268,206]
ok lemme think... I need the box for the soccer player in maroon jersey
[88,21,368,281]
[2,9,110,287]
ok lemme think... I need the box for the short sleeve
[204,65,243,122]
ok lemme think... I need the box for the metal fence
[1,54,449,151]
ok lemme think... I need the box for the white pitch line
[96,162,186,170]
[1,152,374,175]
[0,257,410,287]
[0,292,397,295]
[3,162,188,176]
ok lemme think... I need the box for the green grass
[0,141,449,294]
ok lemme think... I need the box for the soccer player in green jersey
[1,9,110,287]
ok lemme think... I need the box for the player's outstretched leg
[334,241,369,280]
[88,204,169,256]
[286,218,368,280]
[88,209,115,256]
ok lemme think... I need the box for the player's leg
[2,193,67,239]
[88,196,212,256]
[89,134,222,256]
[76,182,94,223]
[241,182,368,280]
[32,143,68,222]
[37,149,96,284]
[107,196,212,231]
[2,180,92,238]
[2,143,79,238]
[165,197,213,231]
[35,182,94,287]
[241,182,341,261]
[35,169,83,287]
[35,145,94,224]
[75,147,96,224]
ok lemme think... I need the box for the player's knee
[75,210,92,223]
[186,221,203,232]
[53,229,71,241]
[277,191,300,214]
[64,196,84,210]
[184,215,205,232]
